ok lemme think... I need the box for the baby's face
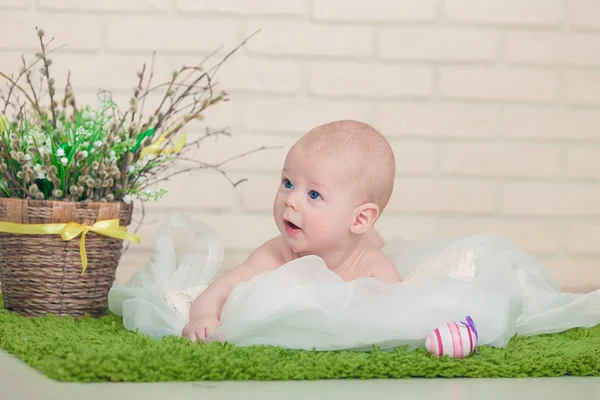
[273,144,360,253]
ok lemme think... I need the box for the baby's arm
[182,238,283,343]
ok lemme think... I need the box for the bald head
[293,120,396,212]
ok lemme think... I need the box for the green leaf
[131,128,155,153]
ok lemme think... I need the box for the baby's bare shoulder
[226,236,289,283]
[363,249,402,284]
[248,236,290,267]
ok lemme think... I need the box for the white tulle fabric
[108,214,600,351]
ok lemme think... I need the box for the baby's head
[273,120,395,253]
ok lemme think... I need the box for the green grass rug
[1,295,599,382]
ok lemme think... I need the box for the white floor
[1,350,599,400]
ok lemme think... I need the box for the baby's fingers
[183,327,201,343]
[206,323,221,336]
[186,332,198,343]
[204,323,220,342]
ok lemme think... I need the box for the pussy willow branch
[0,142,21,189]
[23,55,41,112]
[138,45,222,106]
[114,53,224,177]
[129,32,249,160]
[0,38,65,117]
[38,32,57,129]
[139,145,281,190]
[131,62,146,123]
[128,128,231,189]
[168,46,222,95]
[0,72,43,117]
[127,90,227,183]
[136,81,210,100]
[156,89,226,151]
[0,91,24,118]
[2,75,20,115]
[1,51,45,114]
[137,52,156,128]
[140,84,216,130]
[61,71,71,108]
[151,30,259,135]
[121,145,277,252]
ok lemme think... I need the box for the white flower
[34,165,46,180]
[114,137,121,143]
[127,165,135,173]
[94,140,103,148]
[60,157,68,166]
[109,150,116,160]
[122,194,132,204]
[80,150,88,158]
[56,148,65,157]
[76,127,88,137]
[82,109,97,121]
[82,141,90,147]
[25,154,32,161]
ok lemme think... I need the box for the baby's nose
[285,193,300,210]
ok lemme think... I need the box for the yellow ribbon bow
[0,219,140,274]
[140,133,186,158]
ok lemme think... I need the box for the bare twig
[0,71,43,116]
[215,145,281,168]
[2,73,20,115]
[140,145,281,190]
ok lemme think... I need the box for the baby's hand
[182,315,219,343]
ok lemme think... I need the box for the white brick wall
[1,0,599,292]
[444,0,563,27]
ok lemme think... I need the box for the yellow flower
[140,133,186,158]
[0,115,8,133]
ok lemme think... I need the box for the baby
[182,120,402,343]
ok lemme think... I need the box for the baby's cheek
[308,208,338,232]
[273,193,286,211]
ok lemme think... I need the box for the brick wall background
[1,0,599,292]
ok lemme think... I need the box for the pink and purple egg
[425,321,477,359]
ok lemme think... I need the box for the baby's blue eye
[283,179,293,189]
[308,190,321,200]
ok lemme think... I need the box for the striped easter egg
[425,321,477,359]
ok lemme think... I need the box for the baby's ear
[350,202,379,235]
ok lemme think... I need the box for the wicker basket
[0,198,133,318]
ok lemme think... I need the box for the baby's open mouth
[285,221,301,230]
